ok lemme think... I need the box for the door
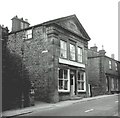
[70,70,76,96]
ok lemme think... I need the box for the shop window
[70,44,75,61]
[60,40,67,58]
[77,72,86,92]
[78,47,83,63]
[58,68,70,92]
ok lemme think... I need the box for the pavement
[1,94,119,117]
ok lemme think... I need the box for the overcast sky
[0,0,119,60]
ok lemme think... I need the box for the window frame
[70,43,76,61]
[77,47,83,63]
[109,60,112,69]
[58,68,70,92]
[60,40,67,59]
[77,72,86,92]
[115,62,118,71]
[24,29,33,40]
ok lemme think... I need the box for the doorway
[70,70,76,96]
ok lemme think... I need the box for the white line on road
[115,101,119,103]
[85,109,94,113]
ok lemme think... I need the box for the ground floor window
[77,71,86,92]
[58,68,70,92]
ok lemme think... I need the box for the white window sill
[58,90,70,92]
[77,90,86,92]
[59,58,85,68]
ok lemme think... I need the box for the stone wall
[7,25,58,102]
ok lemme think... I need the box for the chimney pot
[25,19,28,22]
[90,45,98,52]
[111,54,115,59]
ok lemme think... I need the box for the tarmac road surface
[22,94,119,116]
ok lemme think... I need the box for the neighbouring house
[7,15,91,103]
[87,45,120,97]
[2,23,31,110]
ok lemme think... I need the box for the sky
[0,0,119,60]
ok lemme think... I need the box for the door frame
[70,69,76,96]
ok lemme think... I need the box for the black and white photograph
[1,0,120,117]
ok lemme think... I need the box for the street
[22,94,119,116]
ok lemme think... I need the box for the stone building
[7,15,91,103]
[2,23,31,110]
[87,45,120,96]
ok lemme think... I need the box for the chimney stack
[111,54,115,59]
[90,44,98,52]
[99,45,106,56]
[11,15,30,32]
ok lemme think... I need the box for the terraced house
[7,15,91,103]
[87,45,120,97]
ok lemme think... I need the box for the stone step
[70,96,83,100]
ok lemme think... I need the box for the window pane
[80,73,84,81]
[78,47,82,62]
[60,40,67,58]
[78,55,82,63]
[78,81,84,90]
[64,80,68,90]
[70,44,75,60]
[59,80,63,89]
[28,34,32,39]
[109,60,112,69]
[70,44,75,52]
[60,49,67,58]
[59,69,63,78]
[64,70,67,79]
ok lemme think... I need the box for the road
[22,94,119,116]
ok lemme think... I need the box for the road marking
[115,101,119,103]
[85,109,94,113]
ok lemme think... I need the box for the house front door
[70,70,76,96]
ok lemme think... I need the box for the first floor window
[77,72,86,91]
[109,60,112,69]
[115,63,118,71]
[78,47,83,63]
[60,40,67,58]
[58,68,69,91]
[70,44,75,61]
